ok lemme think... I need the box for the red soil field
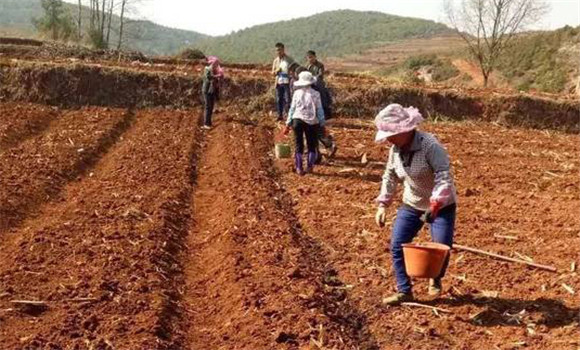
[0,46,577,349]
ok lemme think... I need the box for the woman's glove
[421,200,443,224]
[375,207,387,228]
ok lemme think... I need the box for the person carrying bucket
[374,103,457,305]
[284,71,325,175]
[201,55,224,129]
[272,42,295,121]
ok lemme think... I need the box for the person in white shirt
[284,71,326,175]
[272,42,295,121]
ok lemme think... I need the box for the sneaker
[202,125,211,130]
[382,292,414,306]
[328,143,337,158]
[428,279,442,296]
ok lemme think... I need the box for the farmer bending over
[374,104,457,305]
[272,42,295,121]
[306,50,337,161]
[284,71,325,175]
[201,56,224,129]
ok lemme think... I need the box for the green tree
[33,0,75,41]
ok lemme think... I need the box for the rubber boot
[306,152,316,173]
[294,153,304,176]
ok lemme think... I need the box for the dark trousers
[275,84,291,119]
[312,84,332,119]
[391,204,456,294]
[204,92,216,126]
[292,119,318,154]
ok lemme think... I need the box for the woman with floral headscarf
[374,104,457,305]
[201,56,224,129]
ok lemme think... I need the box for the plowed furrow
[0,102,59,151]
[0,107,133,233]
[183,116,378,349]
[0,109,200,350]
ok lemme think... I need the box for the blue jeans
[275,84,291,119]
[391,204,456,294]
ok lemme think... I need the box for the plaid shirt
[377,131,456,211]
[272,55,295,85]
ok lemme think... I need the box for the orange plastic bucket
[402,242,451,278]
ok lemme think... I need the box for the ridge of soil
[0,102,59,151]
[0,106,133,233]
[182,115,380,349]
[0,108,200,349]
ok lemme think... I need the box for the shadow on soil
[430,295,580,328]
[256,120,380,350]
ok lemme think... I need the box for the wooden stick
[453,244,557,273]
[401,302,453,313]
[10,300,47,306]
[65,297,98,303]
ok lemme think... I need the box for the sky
[69,0,580,36]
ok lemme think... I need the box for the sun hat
[294,71,317,88]
[206,56,224,77]
[206,55,220,64]
[374,104,424,143]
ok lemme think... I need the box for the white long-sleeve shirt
[286,87,326,126]
[377,131,456,211]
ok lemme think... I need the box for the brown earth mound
[0,61,270,108]
[0,37,43,46]
[1,60,577,133]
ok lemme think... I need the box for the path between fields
[452,59,485,86]
[182,115,379,349]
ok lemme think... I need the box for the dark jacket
[307,60,325,88]
[202,66,220,95]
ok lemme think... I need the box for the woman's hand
[283,125,291,136]
[375,207,387,228]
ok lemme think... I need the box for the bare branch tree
[117,0,146,51]
[106,0,115,46]
[117,0,127,50]
[444,0,549,87]
[77,0,82,40]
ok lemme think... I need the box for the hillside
[197,10,453,63]
[342,26,579,94]
[0,0,209,55]
[496,26,580,93]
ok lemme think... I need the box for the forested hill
[196,10,453,63]
[0,0,209,55]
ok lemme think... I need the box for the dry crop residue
[0,109,199,349]
[277,117,580,350]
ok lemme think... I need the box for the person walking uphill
[284,71,325,175]
[374,104,457,305]
[201,56,224,129]
[272,42,295,121]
